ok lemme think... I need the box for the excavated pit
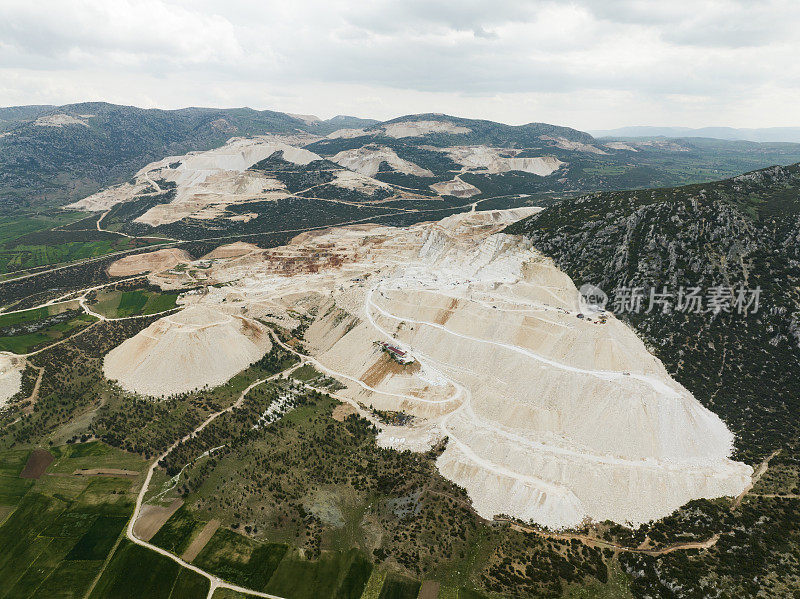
[108,208,752,528]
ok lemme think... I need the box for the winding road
[126,358,308,599]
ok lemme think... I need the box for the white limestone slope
[355,221,748,527]
[141,208,752,529]
[67,135,395,225]
[429,177,481,198]
[442,146,563,175]
[34,114,92,127]
[132,136,320,226]
[326,128,367,139]
[103,306,271,397]
[331,146,434,177]
[66,135,321,223]
[380,120,472,138]
[0,353,23,406]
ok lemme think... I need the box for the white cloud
[0,0,798,129]
[0,0,246,70]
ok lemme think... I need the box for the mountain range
[4,102,800,214]
[592,125,800,143]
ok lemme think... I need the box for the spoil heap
[0,353,23,405]
[103,305,271,397]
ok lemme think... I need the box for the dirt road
[731,449,781,511]
[125,359,307,599]
[494,517,720,556]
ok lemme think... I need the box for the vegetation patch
[65,514,127,560]
[88,540,209,599]
[89,287,179,318]
[264,548,371,599]
[194,527,288,590]
[290,363,346,390]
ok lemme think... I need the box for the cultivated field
[89,288,179,319]
[0,302,96,354]
[0,441,224,599]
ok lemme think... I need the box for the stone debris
[103,305,272,397]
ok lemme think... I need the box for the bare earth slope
[103,305,271,397]
[331,145,434,177]
[0,353,23,406]
[113,208,751,528]
[68,135,322,225]
[65,134,397,228]
[107,248,192,276]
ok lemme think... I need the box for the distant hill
[0,102,313,208]
[322,114,380,130]
[4,102,800,214]
[366,112,598,146]
[591,125,800,143]
[0,105,55,132]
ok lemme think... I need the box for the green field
[0,212,88,249]
[0,213,167,274]
[0,449,34,505]
[88,540,209,599]
[0,304,96,354]
[211,590,249,599]
[0,238,167,274]
[193,527,288,590]
[150,505,206,555]
[0,443,210,599]
[358,570,387,599]
[0,301,81,328]
[336,552,373,599]
[0,306,51,328]
[376,573,421,599]
[265,548,371,599]
[290,363,324,382]
[1,240,116,273]
[0,444,134,598]
[65,515,128,560]
[90,289,179,318]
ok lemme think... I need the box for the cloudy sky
[0,0,797,129]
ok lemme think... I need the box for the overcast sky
[0,0,797,130]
